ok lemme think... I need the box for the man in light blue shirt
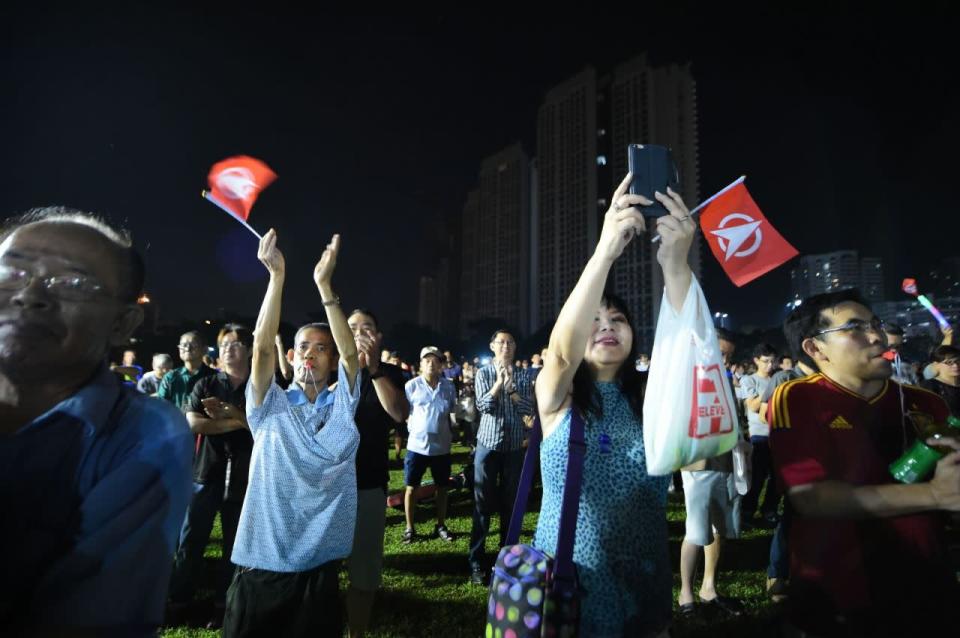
[0,209,193,636]
[221,230,365,638]
[402,346,458,544]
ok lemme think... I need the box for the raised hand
[314,234,341,288]
[257,228,285,277]
[596,173,650,263]
[654,187,696,273]
[355,329,381,373]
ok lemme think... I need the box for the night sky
[2,7,957,333]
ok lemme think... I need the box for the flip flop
[700,595,744,616]
[677,602,700,618]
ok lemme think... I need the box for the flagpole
[202,191,263,240]
[650,175,746,243]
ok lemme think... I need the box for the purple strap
[506,409,586,594]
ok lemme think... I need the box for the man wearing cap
[401,346,458,544]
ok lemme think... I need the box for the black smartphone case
[627,144,680,217]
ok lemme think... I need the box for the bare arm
[275,334,293,381]
[745,395,763,413]
[355,331,408,423]
[653,187,696,313]
[250,229,285,408]
[314,234,359,391]
[536,174,649,437]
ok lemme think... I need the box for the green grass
[161,444,782,637]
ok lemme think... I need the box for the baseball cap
[420,346,443,361]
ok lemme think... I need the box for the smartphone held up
[627,144,680,217]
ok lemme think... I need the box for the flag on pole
[698,182,798,287]
[202,155,277,239]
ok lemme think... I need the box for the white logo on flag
[216,167,258,201]
[710,213,763,261]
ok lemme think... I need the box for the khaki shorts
[681,470,741,546]
[346,487,387,591]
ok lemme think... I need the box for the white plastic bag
[731,436,753,496]
[642,276,738,475]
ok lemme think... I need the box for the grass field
[161,443,784,638]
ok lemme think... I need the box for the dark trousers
[767,501,792,578]
[169,481,242,605]
[743,436,780,519]
[468,444,525,567]
[222,561,341,638]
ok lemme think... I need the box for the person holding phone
[533,173,696,637]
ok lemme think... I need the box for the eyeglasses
[219,341,246,351]
[178,343,199,351]
[0,264,109,301]
[813,317,887,339]
[940,359,960,367]
[492,340,515,347]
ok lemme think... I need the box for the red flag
[698,182,798,287]
[204,155,277,222]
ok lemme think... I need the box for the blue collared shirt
[405,375,457,456]
[475,364,535,451]
[233,361,361,572]
[0,366,194,634]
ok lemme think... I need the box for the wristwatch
[322,294,341,307]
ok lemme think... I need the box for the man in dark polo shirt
[0,208,193,635]
[345,308,408,638]
[158,330,217,411]
[168,323,254,627]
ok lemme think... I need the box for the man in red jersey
[769,289,960,637]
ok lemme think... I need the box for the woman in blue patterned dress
[533,174,696,637]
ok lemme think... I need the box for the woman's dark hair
[571,291,645,422]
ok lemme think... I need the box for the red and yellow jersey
[768,373,955,624]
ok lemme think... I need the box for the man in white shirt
[402,346,457,544]
[738,343,779,527]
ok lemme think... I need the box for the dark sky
[2,7,957,333]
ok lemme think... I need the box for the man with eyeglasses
[739,343,781,528]
[158,331,217,411]
[168,323,254,628]
[922,345,960,417]
[0,208,193,635]
[468,329,534,585]
[768,290,960,636]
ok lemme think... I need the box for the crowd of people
[2,176,959,637]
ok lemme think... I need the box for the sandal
[699,595,744,616]
[677,602,700,618]
[435,524,455,542]
[401,528,416,544]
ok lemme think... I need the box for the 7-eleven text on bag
[643,276,738,475]
[689,364,735,439]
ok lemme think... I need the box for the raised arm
[653,187,696,313]
[275,334,293,381]
[314,234,359,391]
[535,173,648,435]
[250,229,285,408]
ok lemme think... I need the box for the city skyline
[2,10,957,337]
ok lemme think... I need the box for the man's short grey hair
[0,206,144,302]
[152,353,174,368]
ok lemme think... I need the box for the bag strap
[505,408,587,594]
